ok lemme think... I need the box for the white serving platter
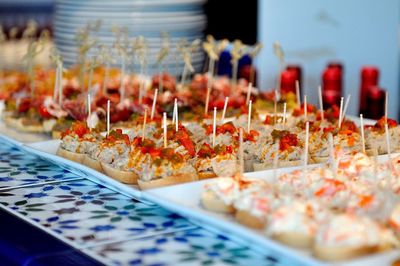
[145,165,400,266]
[20,137,400,265]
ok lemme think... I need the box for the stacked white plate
[53,0,207,76]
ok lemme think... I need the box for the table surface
[0,136,289,266]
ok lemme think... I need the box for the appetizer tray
[21,137,400,266]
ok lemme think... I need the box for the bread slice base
[82,155,103,173]
[138,173,197,190]
[201,190,235,214]
[235,209,266,229]
[56,147,85,164]
[313,244,377,261]
[101,163,138,184]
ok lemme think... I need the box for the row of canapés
[201,152,400,261]
[0,66,297,136]
[56,93,400,190]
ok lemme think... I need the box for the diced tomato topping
[197,143,215,158]
[38,106,53,119]
[279,133,298,151]
[292,103,317,117]
[18,98,31,113]
[61,121,90,139]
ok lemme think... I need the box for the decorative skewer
[247,100,252,133]
[221,97,229,123]
[248,43,263,85]
[295,80,301,107]
[338,97,344,128]
[328,133,337,175]
[283,102,287,127]
[303,121,309,170]
[272,142,279,182]
[163,112,167,148]
[212,107,217,147]
[303,95,307,122]
[273,90,278,124]
[150,89,158,120]
[385,91,389,125]
[204,87,211,116]
[106,100,110,136]
[87,93,92,126]
[142,108,147,141]
[246,82,252,106]
[360,114,366,154]
[318,86,324,123]
[174,98,179,132]
[238,128,244,175]
[340,94,351,126]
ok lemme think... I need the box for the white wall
[257,0,400,118]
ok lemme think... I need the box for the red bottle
[280,69,297,94]
[322,64,342,108]
[286,64,302,92]
[366,86,385,119]
[359,66,379,115]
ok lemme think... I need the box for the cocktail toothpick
[328,133,337,175]
[212,107,217,147]
[340,94,351,126]
[360,114,366,154]
[385,91,389,125]
[172,98,177,124]
[204,87,211,116]
[273,90,278,124]
[303,121,309,170]
[238,128,244,175]
[106,100,110,136]
[163,112,167,148]
[283,102,287,126]
[87,93,91,126]
[221,97,229,123]
[247,100,252,133]
[174,98,179,132]
[272,142,279,182]
[318,86,324,123]
[150,89,158,120]
[246,82,252,106]
[142,108,147,141]
[296,80,301,107]
[303,95,307,122]
[338,97,344,128]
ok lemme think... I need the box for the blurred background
[0,0,399,118]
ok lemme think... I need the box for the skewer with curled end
[0,25,6,73]
[112,27,131,103]
[177,38,200,91]
[273,42,285,94]
[49,47,66,103]
[230,39,245,92]
[247,42,263,85]
[76,20,101,88]
[157,32,170,94]
[98,44,115,95]
[203,35,229,90]
[132,36,149,104]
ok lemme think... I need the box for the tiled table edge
[0,134,284,265]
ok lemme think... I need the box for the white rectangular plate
[145,166,400,266]
[21,139,400,266]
